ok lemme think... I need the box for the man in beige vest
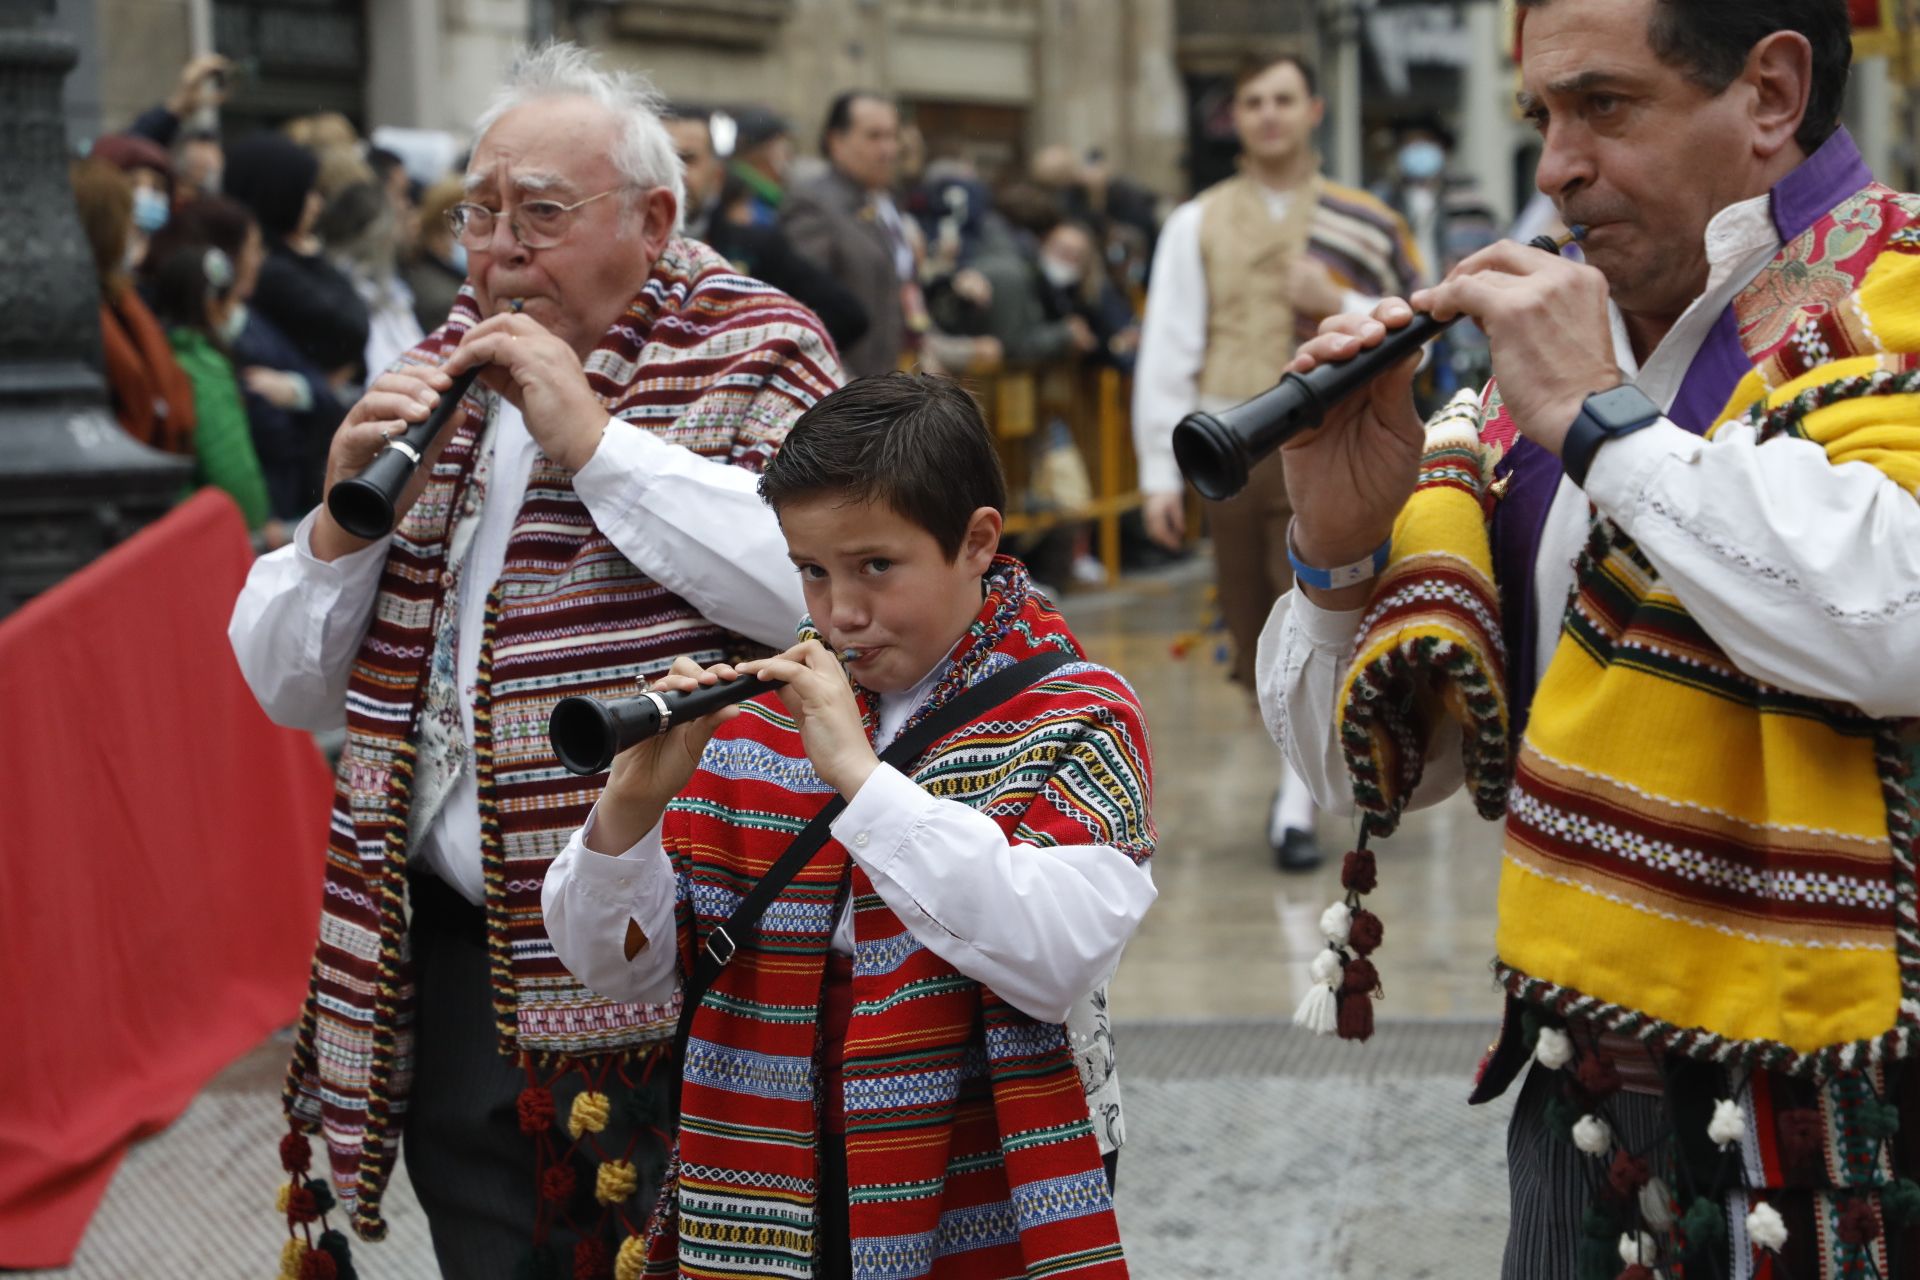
[1133,52,1424,870]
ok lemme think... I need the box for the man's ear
[959,506,1003,575]
[1745,30,1814,162]
[638,186,678,260]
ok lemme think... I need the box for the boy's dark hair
[1234,51,1318,98]
[1517,0,1849,155]
[759,372,1006,560]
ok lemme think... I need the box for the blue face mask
[132,185,171,234]
[448,242,468,275]
[1397,140,1446,183]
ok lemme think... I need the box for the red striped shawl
[644,560,1154,1279]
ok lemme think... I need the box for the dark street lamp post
[0,0,192,618]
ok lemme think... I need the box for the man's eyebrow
[1523,69,1643,106]
[512,171,572,196]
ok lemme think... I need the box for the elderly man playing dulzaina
[228,43,842,1279]
[1260,1,1920,1276]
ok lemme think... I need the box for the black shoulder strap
[671,648,1074,1062]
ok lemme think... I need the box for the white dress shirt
[228,404,809,902]
[1257,190,1920,816]
[1131,188,1382,496]
[540,662,1158,1028]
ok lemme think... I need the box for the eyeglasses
[445,186,627,250]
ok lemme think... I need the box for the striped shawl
[283,237,843,1239]
[644,559,1155,1279]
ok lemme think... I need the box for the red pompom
[1838,1198,1882,1245]
[280,1131,313,1175]
[1341,849,1378,894]
[1347,909,1384,956]
[1341,956,1380,996]
[1336,988,1375,1041]
[574,1236,609,1279]
[1617,1267,1655,1280]
[1777,1108,1824,1170]
[518,1086,556,1136]
[301,1250,339,1280]
[541,1162,577,1204]
[1576,1055,1623,1101]
[287,1184,320,1224]
[1608,1150,1650,1196]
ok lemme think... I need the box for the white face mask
[217,302,249,345]
[132,185,171,234]
[1040,256,1082,289]
[447,242,468,274]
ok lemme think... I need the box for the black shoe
[1275,827,1323,873]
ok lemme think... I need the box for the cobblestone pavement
[36,1019,1514,1279]
[32,561,1523,1277]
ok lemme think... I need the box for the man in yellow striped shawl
[1257,1,1920,1276]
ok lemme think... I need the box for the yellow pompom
[595,1158,639,1205]
[567,1090,611,1139]
[278,1237,307,1280]
[275,1183,292,1215]
[615,1234,649,1280]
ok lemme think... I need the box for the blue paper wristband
[1286,524,1391,591]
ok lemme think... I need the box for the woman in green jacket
[149,244,289,549]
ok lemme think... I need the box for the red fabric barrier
[0,491,334,1267]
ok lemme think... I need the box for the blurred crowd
[71,51,1500,578]
[69,54,1180,560]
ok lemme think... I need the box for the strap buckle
[703,925,737,969]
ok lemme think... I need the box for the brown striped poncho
[280,237,843,1242]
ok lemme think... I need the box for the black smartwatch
[1560,384,1664,487]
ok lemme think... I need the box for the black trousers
[402,872,671,1279]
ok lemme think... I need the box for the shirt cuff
[573,805,668,878]
[1581,419,1703,527]
[293,506,391,576]
[830,764,938,880]
[1288,587,1367,652]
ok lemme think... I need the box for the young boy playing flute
[544,372,1157,1279]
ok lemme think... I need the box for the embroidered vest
[1196,173,1422,403]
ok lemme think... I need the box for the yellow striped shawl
[1339,234,1920,1075]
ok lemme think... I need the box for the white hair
[471,41,685,221]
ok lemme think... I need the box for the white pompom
[1747,1200,1788,1252]
[1309,949,1343,987]
[1320,901,1353,946]
[1572,1113,1613,1155]
[1292,981,1338,1035]
[1534,1026,1573,1070]
[1708,1098,1745,1149]
[1639,1176,1676,1231]
[1618,1230,1657,1266]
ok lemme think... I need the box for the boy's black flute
[549,648,862,774]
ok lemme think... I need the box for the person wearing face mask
[69,156,198,455]
[1034,219,1141,373]
[404,176,473,334]
[1372,117,1501,410]
[151,195,351,521]
[148,243,288,549]
[90,132,176,271]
